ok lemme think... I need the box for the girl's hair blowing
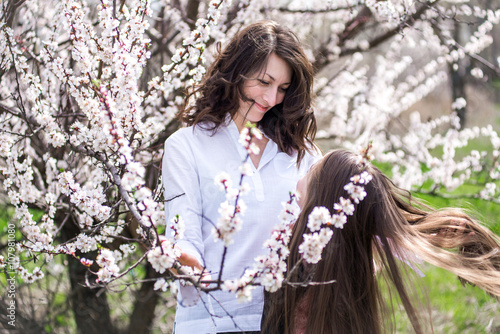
[264,149,500,334]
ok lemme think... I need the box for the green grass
[381,263,500,333]
[423,266,499,333]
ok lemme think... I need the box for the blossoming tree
[1,0,499,332]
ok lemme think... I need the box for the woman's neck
[232,116,269,168]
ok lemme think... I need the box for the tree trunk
[486,0,500,103]
[67,254,116,334]
[126,264,163,334]
[449,21,467,128]
[58,212,116,334]
[186,0,201,30]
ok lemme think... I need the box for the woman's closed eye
[257,78,289,93]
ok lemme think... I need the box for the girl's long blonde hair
[264,149,500,334]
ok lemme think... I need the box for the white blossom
[169,214,185,240]
[214,172,233,191]
[222,279,256,303]
[239,162,253,176]
[470,67,484,79]
[299,228,333,264]
[334,197,355,216]
[154,278,171,292]
[96,248,120,283]
[332,213,348,229]
[344,183,367,204]
[147,238,180,274]
[307,206,332,232]
[451,97,467,111]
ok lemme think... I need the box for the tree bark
[126,264,164,334]
[59,212,117,334]
[67,254,117,334]
[186,0,201,30]
[449,21,467,127]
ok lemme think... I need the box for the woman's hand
[172,245,211,287]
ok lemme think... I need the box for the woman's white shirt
[162,119,319,333]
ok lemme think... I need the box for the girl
[263,149,500,333]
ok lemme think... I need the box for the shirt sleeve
[162,129,205,267]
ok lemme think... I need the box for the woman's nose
[263,88,278,106]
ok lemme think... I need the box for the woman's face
[233,53,292,130]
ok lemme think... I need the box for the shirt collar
[225,118,278,171]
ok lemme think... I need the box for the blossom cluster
[221,272,257,303]
[169,214,185,240]
[58,171,111,221]
[15,266,45,284]
[211,124,261,246]
[153,277,178,295]
[254,193,298,292]
[96,248,120,283]
[221,193,298,302]
[147,237,181,274]
[238,124,264,156]
[299,160,373,264]
[213,171,249,246]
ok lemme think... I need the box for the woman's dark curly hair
[179,20,317,165]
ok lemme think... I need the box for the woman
[162,21,320,333]
[263,149,500,334]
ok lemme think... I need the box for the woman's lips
[254,102,268,112]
